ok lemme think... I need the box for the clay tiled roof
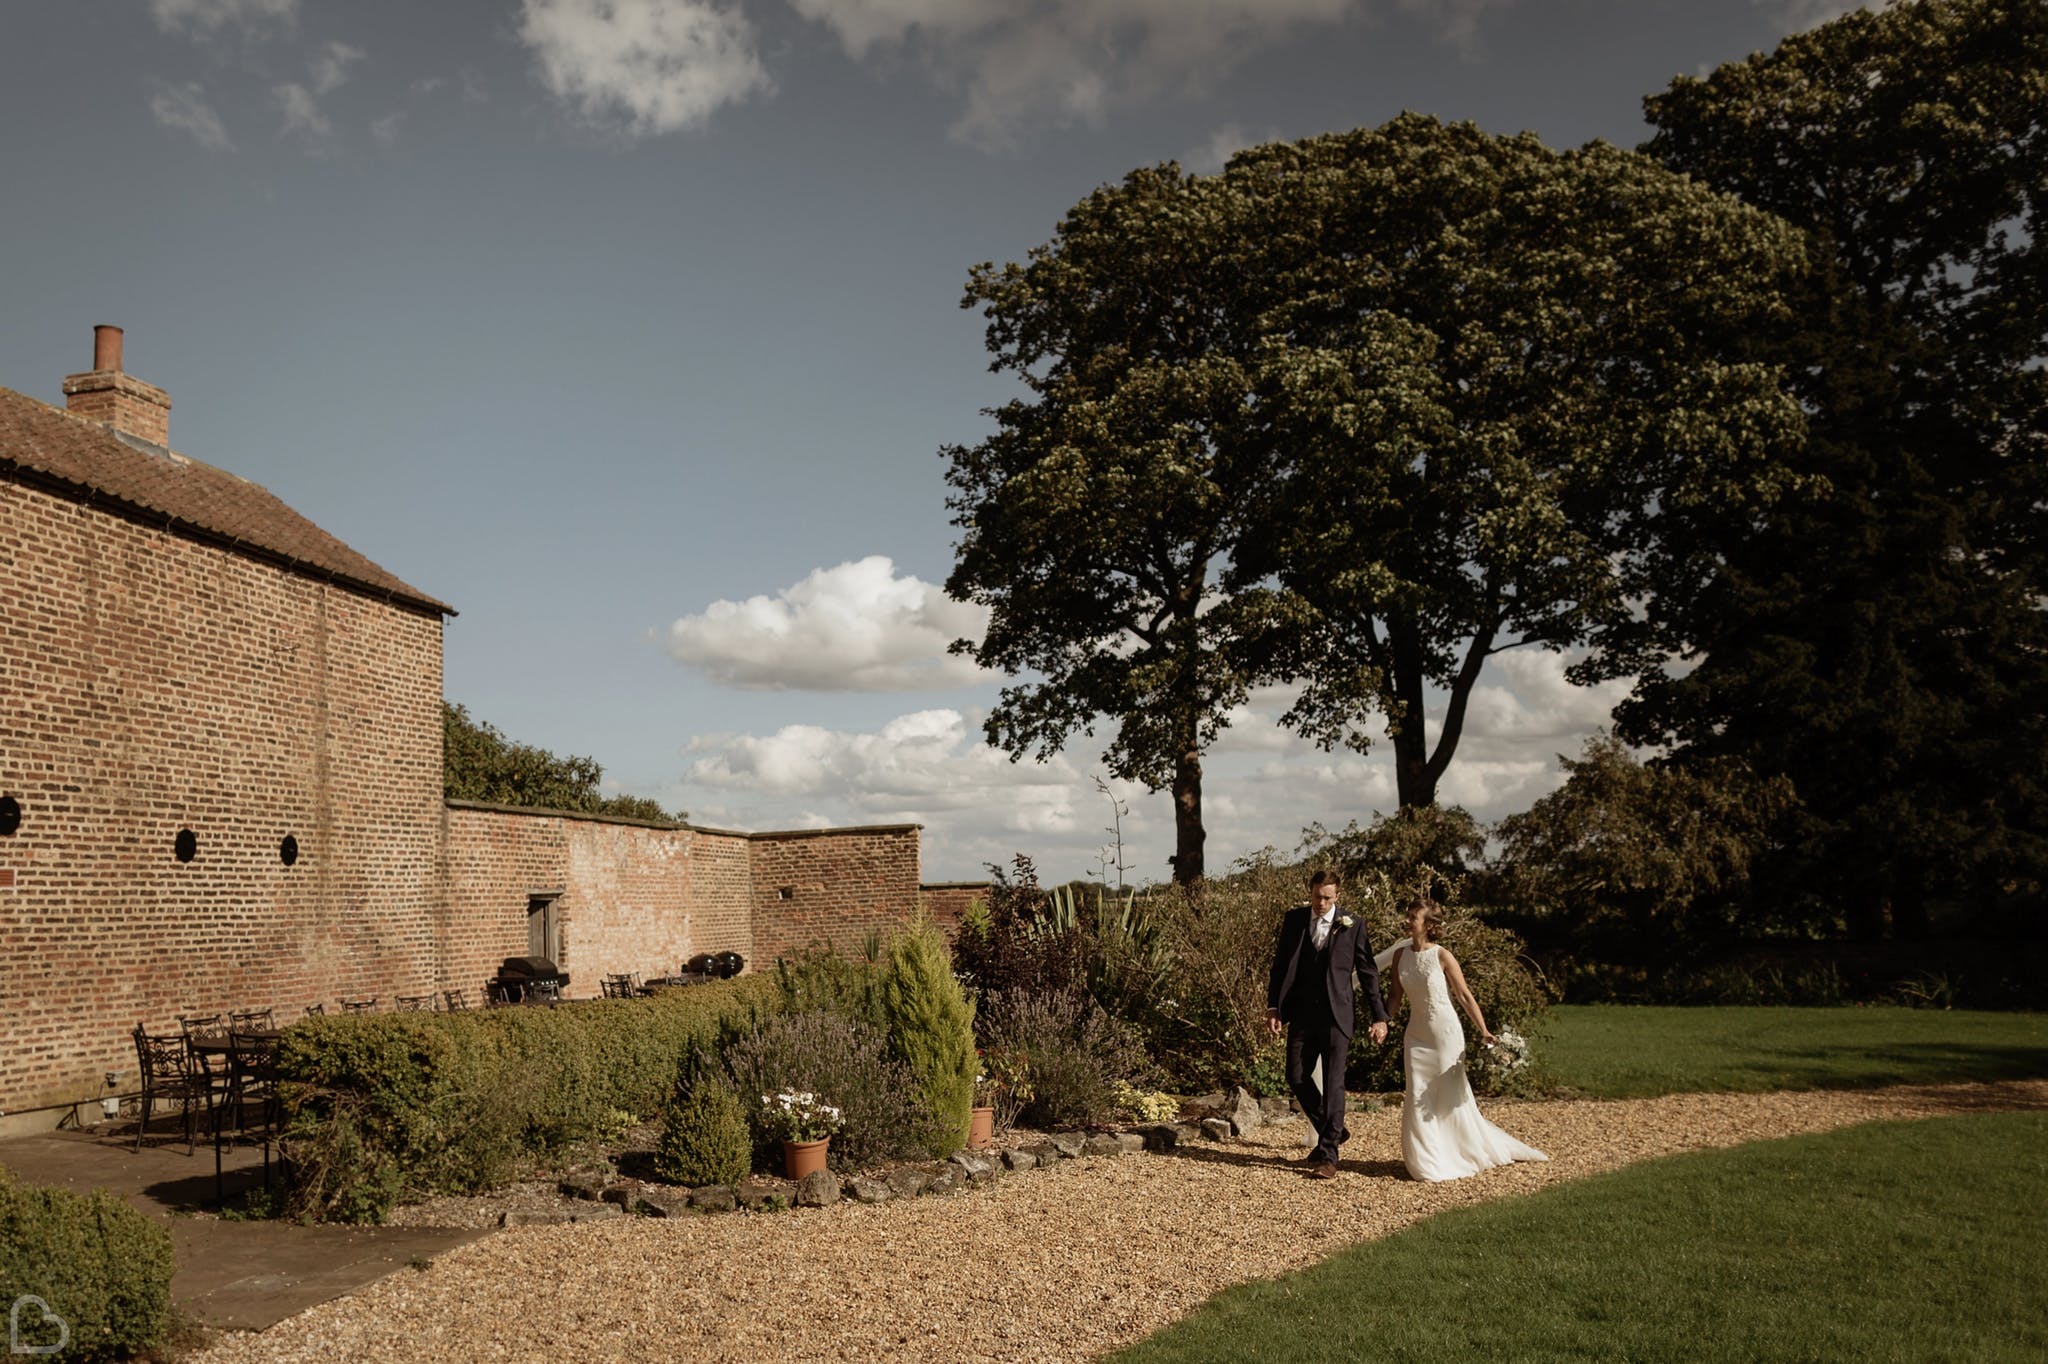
[0,385,452,617]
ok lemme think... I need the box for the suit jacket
[1267,904,1390,1040]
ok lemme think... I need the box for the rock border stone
[603,1086,1292,1220]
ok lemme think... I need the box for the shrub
[975,1045,1035,1131]
[1140,852,1301,1093]
[982,988,1148,1128]
[878,917,979,1157]
[277,976,777,1221]
[0,1166,175,1361]
[1111,1081,1180,1123]
[772,943,886,1030]
[1487,735,1799,950]
[720,1009,940,1169]
[654,1060,751,1187]
[951,855,1092,1004]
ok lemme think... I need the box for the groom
[1267,869,1389,1179]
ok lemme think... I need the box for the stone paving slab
[0,1125,493,1330]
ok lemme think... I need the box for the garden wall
[920,881,989,935]
[748,825,922,963]
[439,809,922,994]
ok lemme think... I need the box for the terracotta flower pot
[783,1137,830,1180]
[968,1105,995,1150]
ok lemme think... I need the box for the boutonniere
[1336,914,1355,929]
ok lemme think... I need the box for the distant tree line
[944,0,2044,942]
[443,702,681,824]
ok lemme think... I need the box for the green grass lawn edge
[1114,1110,2048,1364]
[1535,1005,2048,1100]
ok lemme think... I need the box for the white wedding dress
[1396,943,1549,1182]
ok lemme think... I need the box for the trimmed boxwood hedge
[0,1165,175,1361]
[277,977,778,1222]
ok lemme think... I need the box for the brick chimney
[62,325,171,448]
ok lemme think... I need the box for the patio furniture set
[600,950,747,998]
[128,1009,284,1201]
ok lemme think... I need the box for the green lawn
[1115,1112,2048,1364]
[1537,1005,2048,1099]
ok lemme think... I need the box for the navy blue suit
[1268,904,1389,1163]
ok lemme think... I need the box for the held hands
[1266,1008,1284,1037]
[1368,1020,1388,1045]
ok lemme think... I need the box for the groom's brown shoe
[1307,1160,1338,1180]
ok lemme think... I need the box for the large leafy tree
[1628,0,2048,938]
[443,702,679,823]
[948,119,1812,881]
[1227,116,1811,808]
[1488,735,1800,951]
[944,167,1292,884]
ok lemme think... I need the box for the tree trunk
[1387,611,1436,808]
[1389,609,1498,810]
[1169,742,1205,886]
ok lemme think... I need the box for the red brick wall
[919,882,989,936]
[684,828,753,965]
[0,479,443,1114]
[747,826,922,965]
[441,809,761,998]
[439,804,567,1002]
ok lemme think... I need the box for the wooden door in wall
[528,895,560,961]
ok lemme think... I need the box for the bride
[1384,899,1548,1182]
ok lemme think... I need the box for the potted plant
[972,1048,1032,1148]
[759,1090,843,1179]
[969,1069,996,1151]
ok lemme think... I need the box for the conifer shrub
[879,916,979,1156]
[0,1166,175,1361]
[654,1056,751,1187]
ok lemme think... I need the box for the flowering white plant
[758,1090,844,1143]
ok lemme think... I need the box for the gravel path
[193,1080,2047,1364]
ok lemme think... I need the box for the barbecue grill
[684,951,746,981]
[489,955,570,1004]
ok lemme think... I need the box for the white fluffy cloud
[148,0,297,32]
[1753,0,1880,35]
[308,40,365,95]
[686,708,1081,832]
[150,83,235,151]
[1182,122,1276,175]
[665,642,1631,879]
[518,0,772,137]
[786,0,1357,150]
[667,556,993,691]
[271,41,363,143]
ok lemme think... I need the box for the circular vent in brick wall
[0,796,18,837]
[280,834,299,866]
[174,828,197,863]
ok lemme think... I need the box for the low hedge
[0,1165,175,1361]
[277,977,779,1222]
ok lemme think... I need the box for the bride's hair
[1408,897,1445,942]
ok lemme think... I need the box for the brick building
[0,328,975,1132]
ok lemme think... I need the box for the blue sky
[0,0,1863,881]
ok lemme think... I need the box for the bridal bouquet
[758,1090,844,1143]
[1483,1029,1531,1072]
